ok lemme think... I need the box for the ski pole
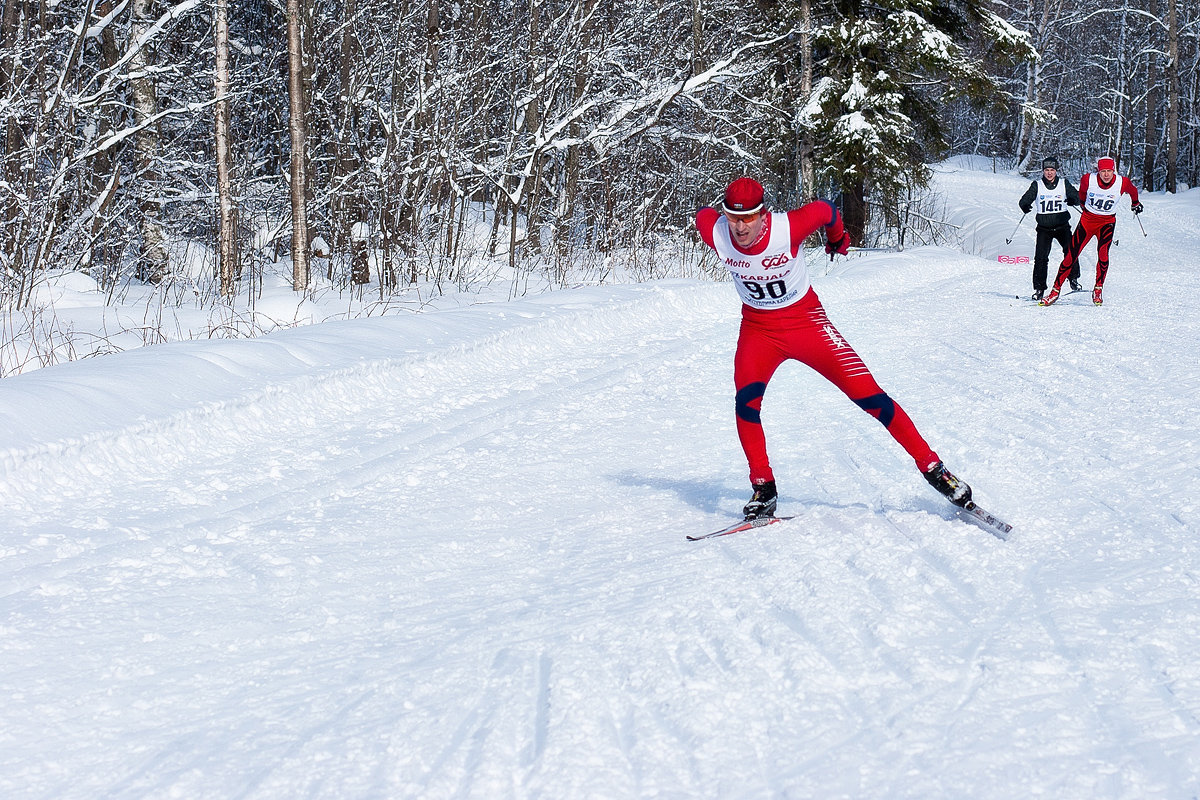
[1005,212,1027,244]
[1135,212,1148,237]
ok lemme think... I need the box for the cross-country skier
[1018,156,1080,301]
[1041,156,1143,306]
[695,176,972,519]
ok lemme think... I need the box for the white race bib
[710,214,810,309]
[1035,180,1067,215]
[1084,173,1122,216]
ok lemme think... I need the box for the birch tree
[1012,0,1069,172]
[4,0,1197,324]
[287,0,310,290]
[214,0,237,295]
[1164,0,1179,191]
[129,0,170,282]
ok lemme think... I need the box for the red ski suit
[696,202,939,485]
[1053,172,1140,291]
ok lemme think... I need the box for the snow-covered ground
[2,160,1199,798]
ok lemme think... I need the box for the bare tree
[1165,0,1179,191]
[4,0,1197,334]
[130,0,170,282]
[287,0,310,291]
[0,0,28,275]
[1141,0,1159,190]
[214,0,237,296]
[797,0,816,204]
[1013,0,1068,172]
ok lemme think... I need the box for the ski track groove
[832,447,983,624]
[525,651,552,774]
[420,706,480,797]
[712,534,883,739]
[1139,646,1200,736]
[1024,562,1148,776]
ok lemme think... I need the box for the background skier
[1018,156,1080,301]
[1041,157,1143,306]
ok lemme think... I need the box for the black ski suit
[1019,176,1081,291]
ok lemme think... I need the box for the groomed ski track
[2,176,1199,798]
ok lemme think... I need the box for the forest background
[0,0,1194,343]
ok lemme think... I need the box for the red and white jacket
[696,201,845,310]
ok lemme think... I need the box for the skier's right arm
[1066,180,1081,206]
[695,207,720,249]
[1077,173,1090,206]
[1019,182,1036,214]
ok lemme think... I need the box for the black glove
[825,233,850,260]
[1020,204,1031,215]
[1131,202,1143,214]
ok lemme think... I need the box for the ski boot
[922,461,972,508]
[743,480,778,519]
[1092,286,1103,305]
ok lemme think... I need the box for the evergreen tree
[798,0,1031,242]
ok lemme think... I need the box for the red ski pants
[1055,212,1116,290]
[734,290,938,485]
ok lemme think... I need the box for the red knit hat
[1097,157,1116,171]
[722,177,764,214]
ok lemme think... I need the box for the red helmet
[721,177,764,214]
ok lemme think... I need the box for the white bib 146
[1084,174,1122,216]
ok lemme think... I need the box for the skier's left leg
[1032,228,1053,292]
[793,303,938,471]
[1052,222,1091,292]
[1094,220,1115,288]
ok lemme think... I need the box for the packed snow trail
[2,168,1200,797]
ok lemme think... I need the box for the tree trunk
[1142,0,1158,194]
[1015,55,1038,171]
[798,0,815,205]
[556,0,596,268]
[351,223,370,285]
[336,0,366,279]
[842,179,867,246]
[1,0,25,270]
[86,0,123,271]
[214,0,238,296]
[130,0,169,283]
[287,0,310,290]
[1165,0,1179,192]
[1110,7,1130,170]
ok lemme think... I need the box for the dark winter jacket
[1019,176,1080,230]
